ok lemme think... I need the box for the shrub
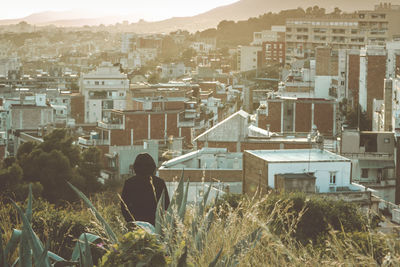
[260,193,376,245]
[30,198,93,258]
[99,229,167,267]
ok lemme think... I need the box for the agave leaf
[194,208,215,252]
[19,231,31,267]
[67,182,118,244]
[4,229,22,262]
[11,200,51,267]
[37,242,49,267]
[134,221,156,235]
[198,183,213,216]
[83,234,94,267]
[53,260,80,267]
[20,183,33,266]
[78,242,84,267]
[71,233,101,262]
[178,180,190,221]
[177,245,188,267]
[47,251,66,262]
[167,169,185,214]
[0,230,6,267]
[155,190,166,236]
[26,184,33,223]
[208,247,223,267]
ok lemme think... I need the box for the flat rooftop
[246,149,350,163]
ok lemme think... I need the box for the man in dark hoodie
[121,153,170,226]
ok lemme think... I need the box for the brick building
[257,97,337,136]
[96,109,192,147]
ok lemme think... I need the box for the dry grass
[1,192,400,266]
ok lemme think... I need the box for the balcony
[97,121,124,130]
[341,152,394,160]
[178,120,195,128]
[78,137,110,146]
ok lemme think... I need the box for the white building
[243,149,352,195]
[190,41,216,54]
[80,62,129,123]
[237,46,262,72]
[159,63,190,79]
[159,147,243,202]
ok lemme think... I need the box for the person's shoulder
[124,176,138,186]
[152,175,167,185]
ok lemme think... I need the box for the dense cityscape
[2,1,400,266]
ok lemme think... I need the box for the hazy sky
[0,0,239,20]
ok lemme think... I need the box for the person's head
[133,153,156,177]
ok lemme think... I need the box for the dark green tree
[78,147,103,194]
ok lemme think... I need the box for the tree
[14,129,104,203]
[78,147,103,194]
[39,129,81,167]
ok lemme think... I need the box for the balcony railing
[97,121,124,130]
[178,120,195,127]
[78,137,110,146]
[341,152,393,159]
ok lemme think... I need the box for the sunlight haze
[0,0,239,21]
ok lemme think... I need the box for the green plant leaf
[18,184,33,267]
[155,189,166,236]
[71,233,101,263]
[0,230,6,267]
[134,221,156,235]
[178,180,190,221]
[199,183,213,216]
[84,233,94,267]
[11,200,51,267]
[26,184,32,222]
[4,229,22,262]
[167,169,185,215]
[67,182,118,244]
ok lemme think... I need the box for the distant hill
[1,0,400,32]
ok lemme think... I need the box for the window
[330,172,337,184]
[361,169,369,178]
[102,81,105,85]
[95,81,99,85]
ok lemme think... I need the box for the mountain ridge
[1,0,399,32]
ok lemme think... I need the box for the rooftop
[246,149,350,163]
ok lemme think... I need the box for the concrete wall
[159,169,242,183]
[242,151,269,195]
[109,142,158,175]
[275,174,316,193]
[267,161,351,193]
[315,76,333,99]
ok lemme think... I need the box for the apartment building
[257,97,337,136]
[237,46,262,72]
[80,62,129,123]
[285,3,400,62]
[252,26,286,65]
[341,129,396,203]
